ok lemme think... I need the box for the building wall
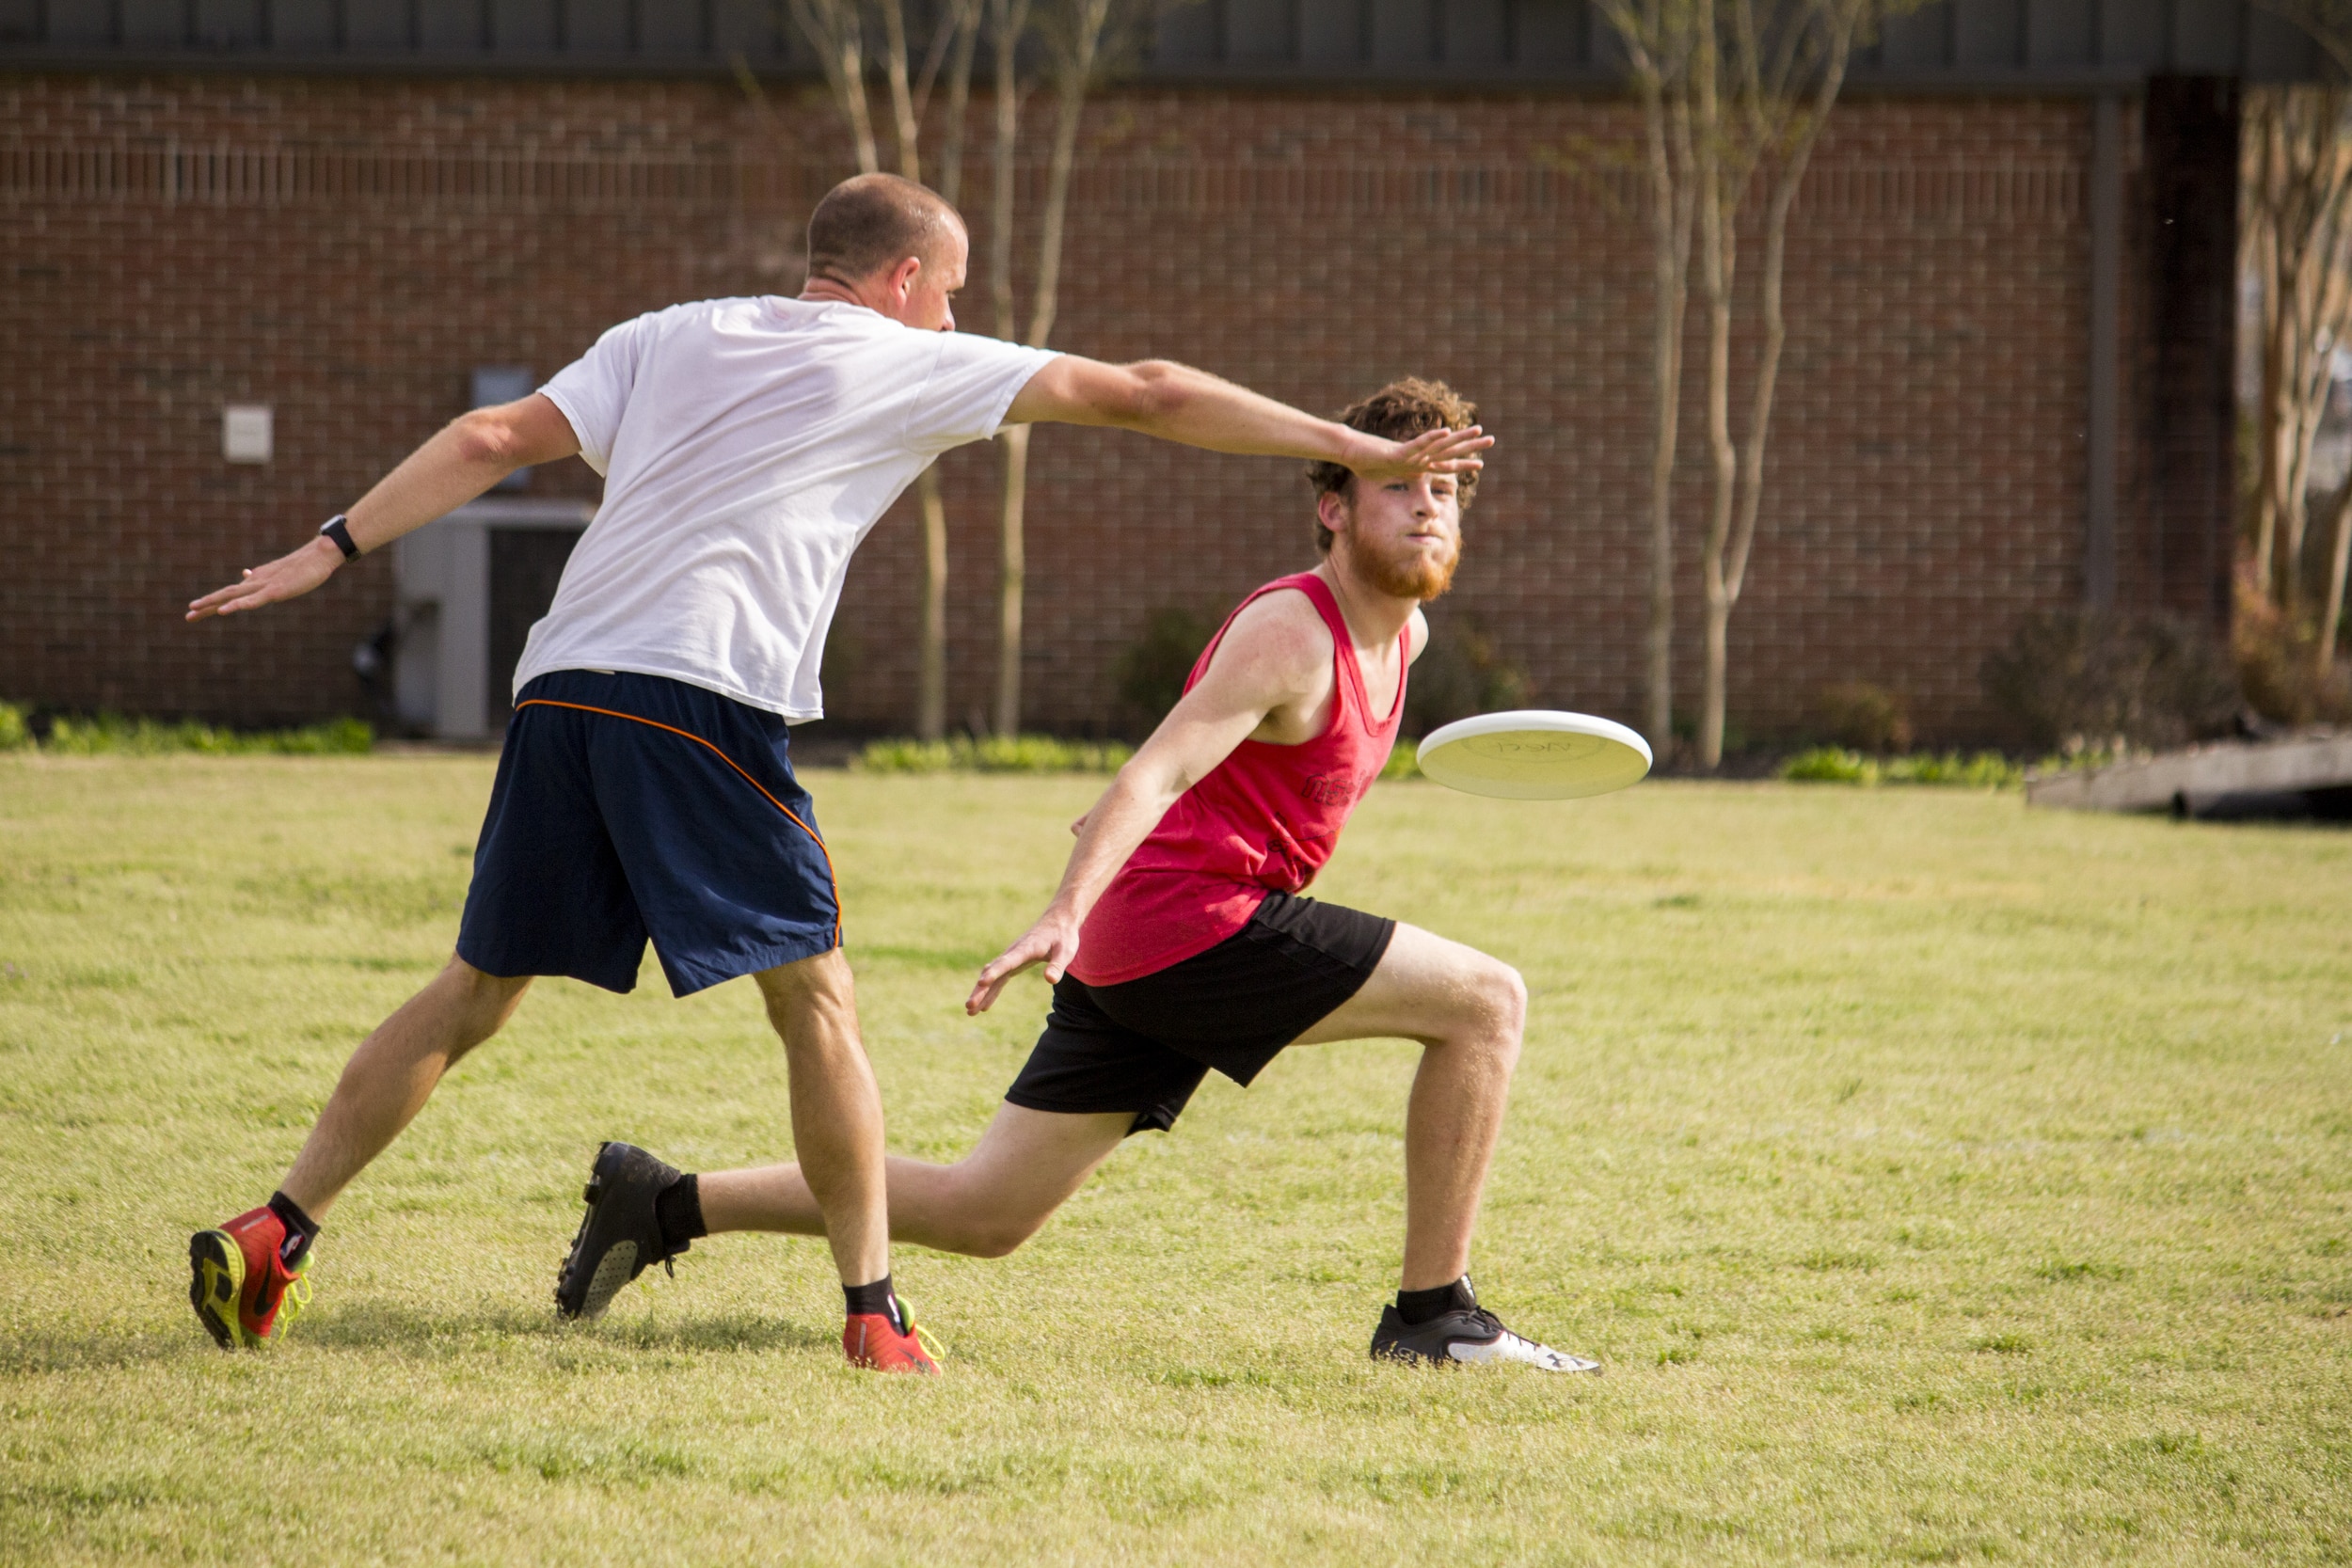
[0,71,2184,742]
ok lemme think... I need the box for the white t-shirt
[517,296,1057,719]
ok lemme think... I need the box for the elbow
[1115,751,1192,807]
[448,407,523,471]
[1106,360,1191,428]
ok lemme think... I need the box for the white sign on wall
[222,405,273,464]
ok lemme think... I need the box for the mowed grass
[1,756,2348,1567]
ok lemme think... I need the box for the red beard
[1343,531,1459,601]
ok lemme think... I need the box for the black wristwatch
[319,515,360,560]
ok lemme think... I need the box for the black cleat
[1370,1280,1600,1373]
[553,1142,688,1322]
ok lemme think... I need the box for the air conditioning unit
[390,498,596,740]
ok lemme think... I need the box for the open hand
[967,910,1083,1015]
[1350,425,1493,485]
[186,536,343,622]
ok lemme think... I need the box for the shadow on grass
[0,1327,194,1375]
[2,1305,832,1374]
[303,1298,834,1356]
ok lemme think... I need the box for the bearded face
[1332,483,1462,602]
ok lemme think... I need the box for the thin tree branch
[787,0,881,174]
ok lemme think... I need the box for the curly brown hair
[1305,377,1481,553]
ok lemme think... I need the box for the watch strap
[320,515,360,561]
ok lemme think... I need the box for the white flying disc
[1415,710,1654,800]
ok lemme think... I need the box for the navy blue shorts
[455,670,840,997]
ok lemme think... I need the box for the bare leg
[279,955,532,1217]
[1291,924,1526,1291]
[699,1103,1131,1259]
[752,949,908,1287]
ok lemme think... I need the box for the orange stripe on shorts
[513,697,842,946]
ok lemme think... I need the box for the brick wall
[0,71,2188,743]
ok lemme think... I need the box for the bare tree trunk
[787,0,881,174]
[2246,87,2352,616]
[987,0,1031,736]
[938,2,981,208]
[914,4,981,742]
[1718,4,1855,659]
[1629,44,1693,757]
[2253,143,2285,593]
[991,0,1104,736]
[1025,1,1104,352]
[2293,223,2352,610]
[879,0,923,182]
[874,0,953,739]
[990,0,1026,345]
[1685,0,1864,769]
[2320,470,2352,676]
[1692,14,1740,771]
[1596,0,1699,757]
[914,472,951,739]
[994,423,1032,736]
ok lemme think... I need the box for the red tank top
[1070,572,1409,987]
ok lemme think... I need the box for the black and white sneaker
[1369,1280,1600,1373]
[553,1142,688,1322]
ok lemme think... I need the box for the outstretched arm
[185,394,581,622]
[1003,357,1492,483]
[966,593,1329,1014]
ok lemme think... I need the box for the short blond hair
[805,173,963,286]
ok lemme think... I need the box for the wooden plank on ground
[2026,732,2352,812]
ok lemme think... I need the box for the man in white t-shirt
[181,173,1490,1372]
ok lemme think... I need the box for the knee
[438,958,528,1053]
[1468,961,1525,1071]
[756,950,856,1031]
[939,1170,1053,1259]
[962,1222,1039,1260]
[937,1203,1044,1259]
[1480,960,1526,1037]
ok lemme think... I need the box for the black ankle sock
[1396,1275,1477,1326]
[844,1275,903,1332]
[654,1174,705,1257]
[266,1191,320,1270]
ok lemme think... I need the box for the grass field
[2,756,2348,1566]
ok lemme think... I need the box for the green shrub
[1381,742,1423,781]
[1112,606,1223,732]
[1880,752,2025,788]
[854,735,1132,775]
[0,703,31,752]
[37,714,373,756]
[2028,741,2148,776]
[1981,609,2237,751]
[1812,682,1913,753]
[259,717,376,755]
[1781,748,2022,789]
[1782,747,1878,784]
[1405,616,1530,736]
[2233,579,2352,726]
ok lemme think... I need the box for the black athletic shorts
[1004,891,1396,1134]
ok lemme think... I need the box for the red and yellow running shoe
[844,1301,942,1374]
[188,1207,311,1350]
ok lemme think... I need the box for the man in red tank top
[599,380,1595,1372]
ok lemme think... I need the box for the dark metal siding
[0,0,2330,85]
[1,0,814,71]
